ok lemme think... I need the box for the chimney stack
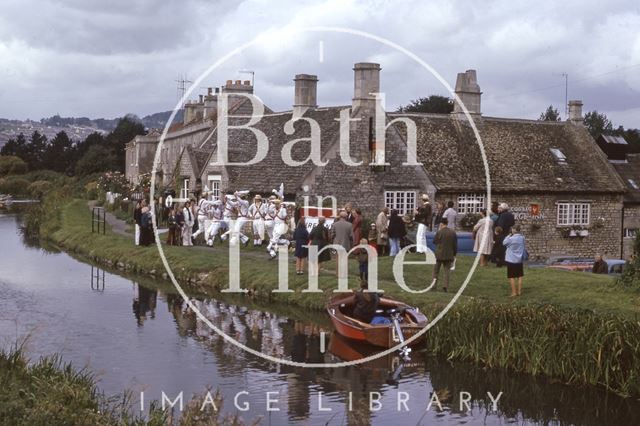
[352,62,381,111]
[453,69,482,115]
[568,100,583,124]
[293,74,318,115]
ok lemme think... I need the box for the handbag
[522,247,530,262]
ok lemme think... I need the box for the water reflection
[90,265,106,292]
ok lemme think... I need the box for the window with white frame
[384,191,416,215]
[457,193,486,214]
[550,148,567,164]
[624,228,637,239]
[207,174,221,200]
[181,178,190,199]
[557,202,590,226]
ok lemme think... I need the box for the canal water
[1,210,639,425]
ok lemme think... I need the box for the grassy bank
[0,346,250,425]
[36,195,640,398]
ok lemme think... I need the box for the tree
[43,131,74,173]
[0,133,28,159]
[75,144,117,175]
[539,105,561,121]
[25,131,48,170]
[106,116,145,172]
[396,95,454,114]
[583,110,613,138]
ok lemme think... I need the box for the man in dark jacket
[431,217,457,292]
[494,203,515,267]
[332,212,354,277]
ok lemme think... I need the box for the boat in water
[327,294,428,350]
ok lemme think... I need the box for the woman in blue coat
[293,218,310,275]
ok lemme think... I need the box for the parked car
[547,257,626,275]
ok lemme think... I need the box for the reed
[425,301,640,397]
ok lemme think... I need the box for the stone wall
[436,192,624,261]
[623,205,640,259]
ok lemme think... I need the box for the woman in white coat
[473,209,494,266]
[182,201,195,246]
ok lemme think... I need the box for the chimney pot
[568,100,583,124]
[243,80,251,85]
[215,87,220,94]
[226,80,232,85]
[453,69,482,115]
[352,62,381,111]
[198,94,203,103]
[293,74,318,114]
[207,87,212,95]
[235,80,241,85]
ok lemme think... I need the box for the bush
[85,181,98,200]
[22,170,65,183]
[0,155,27,177]
[27,180,54,199]
[459,213,482,229]
[0,176,31,196]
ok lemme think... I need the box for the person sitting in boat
[352,279,380,324]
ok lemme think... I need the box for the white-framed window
[181,178,190,199]
[384,191,416,215]
[207,174,221,200]
[557,202,590,226]
[624,228,637,239]
[457,193,486,214]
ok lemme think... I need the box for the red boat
[326,293,428,348]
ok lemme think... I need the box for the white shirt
[443,207,457,229]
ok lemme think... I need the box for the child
[367,223,378,252]
[357,238,370,281]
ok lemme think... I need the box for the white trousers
[416,223,427,253]
[182,223,193,246]
[192,215,208,238]
[252,218,265,244]
[135,224,140,245]
[232,217,250,245]
[268,222,290,257]
[206,220,226,244]
[265,220,274,241]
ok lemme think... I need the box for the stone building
[125,64,629,260]
[596,134,640,259]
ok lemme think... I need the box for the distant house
[125,65,628,260]
[597,134,640,259]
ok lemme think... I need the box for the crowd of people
[133,191,527,297]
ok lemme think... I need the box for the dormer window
[550,148,567,164]
[628,179,639,190]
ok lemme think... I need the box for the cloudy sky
[1,0,639,128]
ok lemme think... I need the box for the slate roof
[391,113,627,194]
[202,107,346,194]
[185,146,211,178]
[612,154,640,204]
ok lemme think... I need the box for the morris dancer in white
[205,199,224,246]
[192,194,211,241]
[231,190,251,247]
[182,201,195,246]
[268,199,290,259]
[264,195,276,243]
[248,194,266,246]
[220,193,236,242]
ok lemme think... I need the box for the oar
[390,310,412,360]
